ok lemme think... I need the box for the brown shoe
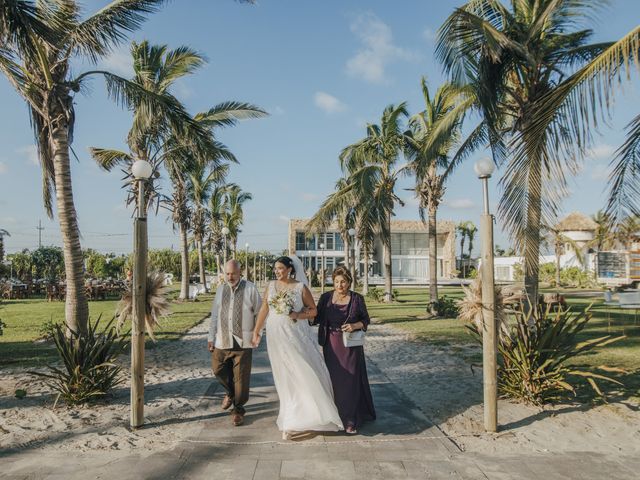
[232,412,244,427]
[221,395,233,410]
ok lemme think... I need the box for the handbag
[342,296,365,347]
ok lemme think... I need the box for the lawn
[0,290,214,367]
[365,286,640,401]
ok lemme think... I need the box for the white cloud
[445,198,475,209]
[101,48,133,76]
[0,161,7,174]
[16,145,39,166]
[346,13,418,84]
[314,92,347,114]
[586,144,615,161]
[422,27,437,41]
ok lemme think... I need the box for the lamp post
[348,228,357,284]
[130,159,152,429]
[319,242,325,294]
[221,227,230,267]
[474,157,497,433]
[253,253,257,283]
[244,243,249,279]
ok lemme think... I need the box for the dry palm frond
[116,271,171,341]
[457,273,509,340]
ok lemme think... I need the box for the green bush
[561,267,594,288]
[33,317,127,405]
[0,318,6,336]
[469,306,624,405]
[37,316,61,341]
[433,295,459,317]
[539,262,557,285]
[366,286,383,302]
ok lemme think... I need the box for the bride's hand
[288,310,299,322]
[251,332,261,348]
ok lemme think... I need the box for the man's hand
[207,341,214,352]
[251,332,261,348]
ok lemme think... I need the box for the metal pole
[245,245,249,279]
[253,254,256,283]
[321,245,325,294]
[223,235,228,267]
[131,179,148,429]
[480,176,497,432]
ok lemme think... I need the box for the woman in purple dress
[315,266,376,434]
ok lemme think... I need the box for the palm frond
[606,114,640,223]
[89,147,133,171]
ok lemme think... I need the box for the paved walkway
[2,343,638,479]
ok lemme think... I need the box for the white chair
[163,273,174,286]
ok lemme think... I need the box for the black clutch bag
[317,322,327,346]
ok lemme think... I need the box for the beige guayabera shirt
[208,280,261,349]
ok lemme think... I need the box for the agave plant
[116,271,171,340]
[32,317,126,405]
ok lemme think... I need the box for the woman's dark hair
[332,266,352,287]
[274,256,296,277]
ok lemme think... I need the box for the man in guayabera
[208,260,262,426]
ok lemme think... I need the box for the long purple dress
[316,291,376,429]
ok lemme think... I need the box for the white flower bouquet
[269,289,295,316]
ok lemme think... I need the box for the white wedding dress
[265,280,343,432]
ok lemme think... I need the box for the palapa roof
[555,212,598,232]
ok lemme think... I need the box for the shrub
[37,316,61,341]
[561,267,594,288]
[33,317,127,405]
[433,295,459,317]
[468,306,625,405]
[0,318,6,336]
[366,286,383,302]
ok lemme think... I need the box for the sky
[1,0,639,257]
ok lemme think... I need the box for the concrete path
[2,343,637,479]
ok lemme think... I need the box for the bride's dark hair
[274,256,296,277]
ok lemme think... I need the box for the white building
[287,218,457,284]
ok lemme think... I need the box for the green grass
[0,291,214,367]
[365,286,640,402]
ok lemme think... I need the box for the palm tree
[92,42,266,300]
[0,0,174,333]
[456,221,472,277]
[340,103,412,302]
[543,226,584,288]
[207,184,231,274]
[308,178,356,281]
[0,229,10,263]
[221,185,253,258]
[186,163,228,292]
[591,211,616,251]
[436,1,640,310]
[407,78,469,315]
[466,223,478,260]
[616,216,640,250]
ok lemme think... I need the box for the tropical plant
[91,41,266,300]
[187,163,228,292]
[615,216,640,250]
[542,226,585,288]
[6,251,32,281]
[115,271,171,340]
[221,184,253,258]
[0,229,10,263]
[407,78,469,315]
[0,319,6,336]
[456,221,474,277]
[436,1,640,311]
[466,223,477,259]
[32,317,127,405]
[590,211,617,251]
[0,0,185,333]
[340,103,413,302]
[457,275,509,339]
[468,306,625,406]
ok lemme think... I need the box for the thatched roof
[555,212,598,232]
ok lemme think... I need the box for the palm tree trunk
[179,223,190,300]
[555,241,562,290]
[343,232,350,276]
[460,236,466,277]
[0,236,4,263]
[362,245,369,295]
[197,239,208,292]
[428,204,439,316]
[51,125,89,333]
[383,212,393,303]
[524,159,542,313]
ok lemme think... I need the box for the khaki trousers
[211,344,252,415]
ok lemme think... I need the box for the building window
[391,232,428,255]
[335,233,344,251]
[295,232,306,251]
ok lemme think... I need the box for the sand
[1,317,639,457]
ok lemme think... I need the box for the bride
[251,255,343,439]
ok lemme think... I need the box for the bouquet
[269,289,295,316]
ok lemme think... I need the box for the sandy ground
[365,323,640,455]
[0,321,213,453]
[2,318,639,457]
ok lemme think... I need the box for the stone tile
[252,459,282,480]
